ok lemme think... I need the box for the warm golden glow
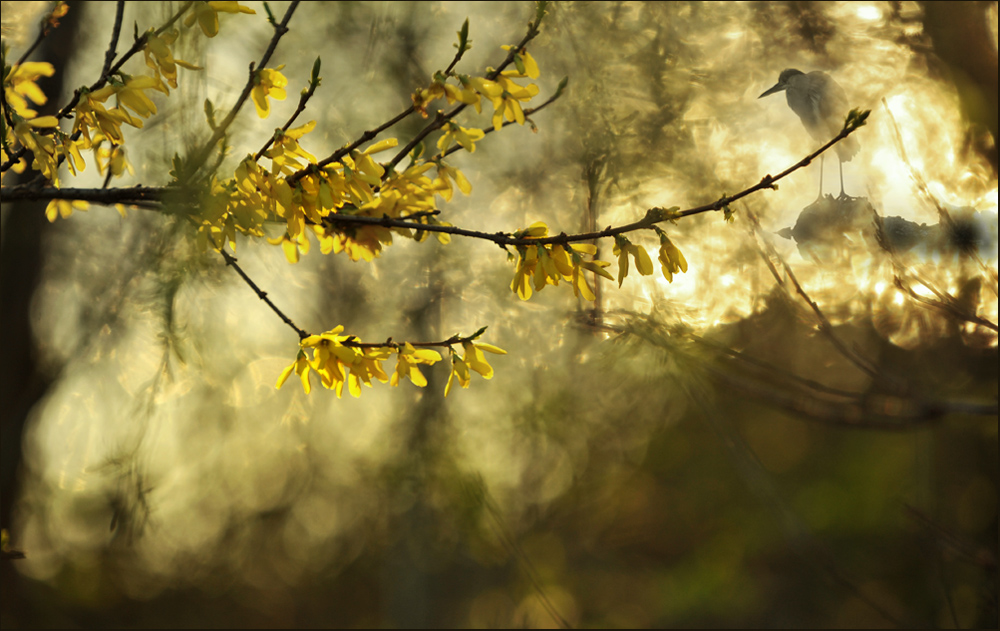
[856,5,882,21]
[7,4,997,624]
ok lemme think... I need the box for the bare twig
[894,276,999,333]
[746,210,887,385]
[100,2,127,79]
[219,249,309,339]
[253,63,321,162]
[428,87,566,163]
[220,246,491,351]
[384,13,547,173]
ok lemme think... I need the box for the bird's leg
[838,157,846,199]
[816,154,825,201]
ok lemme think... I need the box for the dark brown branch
[219,249,309,339]
[0,185,175,204]
[100,2,127,79]
[6,121,865,254]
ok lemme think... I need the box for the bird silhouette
[759,69,859,198]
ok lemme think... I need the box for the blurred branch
[894,275,998,333]
[13,1,71,66]
[593,317,998,428]
[881,97,998,288]
[904,505,999,570]
[682,375,912,628]
[746,210,891,388]
[467,475,572,630]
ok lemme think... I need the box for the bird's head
[758,68,805,99]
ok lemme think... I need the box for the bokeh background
[2,1,997,627]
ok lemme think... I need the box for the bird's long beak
[758,82,785,99]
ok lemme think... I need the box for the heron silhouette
[759,69,859,199]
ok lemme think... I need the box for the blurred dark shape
[759,69,859,197]
[779,198,998,262]
[877,207,998,257]
[943,207,998,255]
[775,195,873,261]
[920,2,999,176]
[879,215,936,252]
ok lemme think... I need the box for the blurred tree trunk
[1,2,85,625]
[920,1,999,175]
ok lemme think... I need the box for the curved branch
[3,117,868,255]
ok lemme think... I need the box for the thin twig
[180,1,301,183]
[100,2,127,79]
[383,15,546,173]
[14,2,67,66]
[287,11,537,186]
[253,71,320,162]
[219,249,309,339]
[220,244,490,350]
[904,505,998,569]
[894,276,999,333]
[428,88,565,163]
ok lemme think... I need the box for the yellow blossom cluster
[411,46,540,133]
[653,226,689,283]
[2,1,254,222]
[197,127,461,262]
[444,340,507,396]
[198,44,545,265]
[508,222,615,301]
[276,327,505,398]
[613,235,655,287]
[508,224,690,299]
